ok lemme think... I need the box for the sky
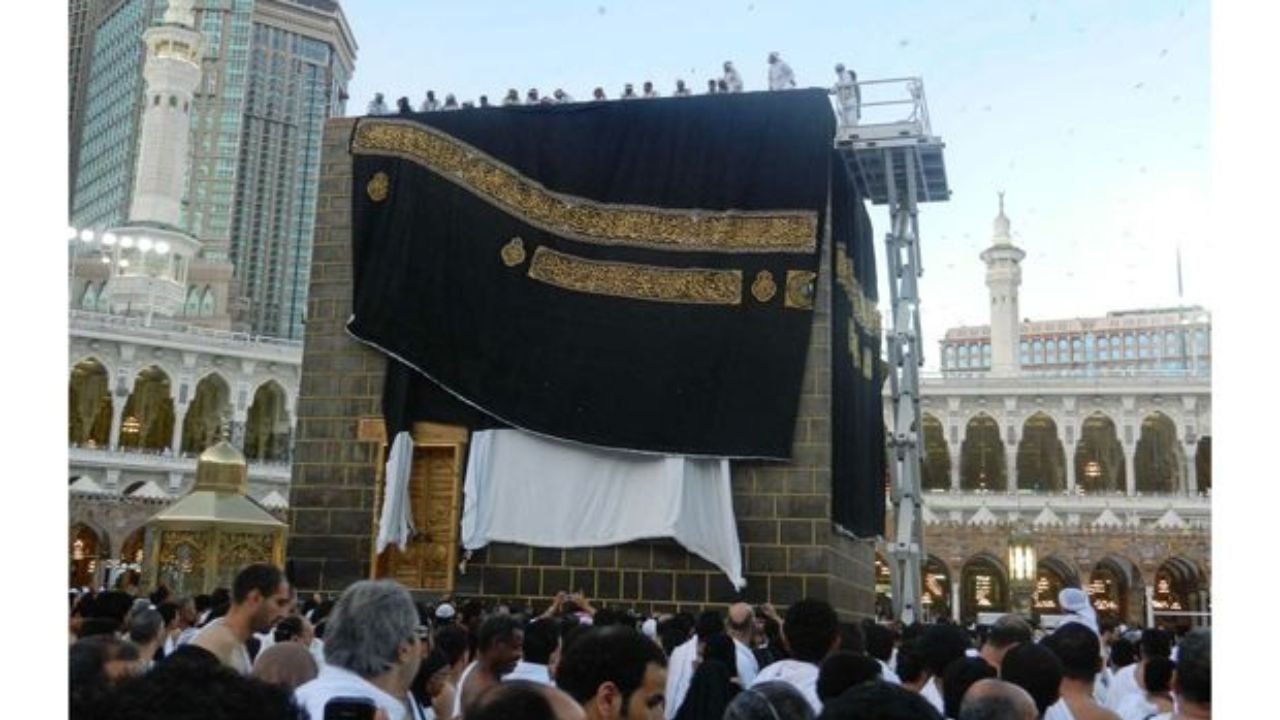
[341,0,1210,368]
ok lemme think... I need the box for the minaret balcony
[106,275,186,319]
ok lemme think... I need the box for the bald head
[470,681,586,720]
[959,679,1037,720]
[727,603,754,640]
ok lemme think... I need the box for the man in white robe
[767,52,796,90]
[367,93,389,116]
[723,61,744,92]
[832,63,860,124]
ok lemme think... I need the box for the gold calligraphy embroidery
[367,171,390,202]
[527,247,743,305]
[784,270,817,310]
[352,119,818,254]
[501,237,527,267]
[751,271,778,302]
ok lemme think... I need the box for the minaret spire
[981,192,1026,376]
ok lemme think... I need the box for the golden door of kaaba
[360,419,467,592]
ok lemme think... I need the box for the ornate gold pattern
[527,247,743,305]
[501,237,527,267]
[352,119,818,254]
[366,171,390,202]
[157,530,209,594]
[783,270,818,310]
[751,271,778,302]
[218,532,275,569]
[835,244,882,333]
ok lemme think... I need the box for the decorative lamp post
[1008,524,1037,618]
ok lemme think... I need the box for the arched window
[1136,413,1181,493]
[921,415,951,491]
[944,346,955,369]
[1153,333,1164,356]
[200,287,216,316]
[1072,338,1083,361]
[1033,340,1044,364]
[95,282,110,313]
[982,344,991,365]
[80,282,98,311]
[1018,413,1066,492]
[1166,331,1179,353]
[1046,340,1057,364]
[184,287,201,316]
[1020,341,1030,365]
[960,346,970,368]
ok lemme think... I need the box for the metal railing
[917,367,1211,382]
[838,76,931,135]
[68,444,293,480]
[69,310,303,355]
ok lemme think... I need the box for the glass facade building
[71,0,161,231]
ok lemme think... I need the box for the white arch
[250,378,293,419]
[70,355,118,385]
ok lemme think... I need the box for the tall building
[879,197,1211,628]
[71,0,160,232]
[70,0,357,339]
[69,0,109,198]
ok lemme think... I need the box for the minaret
[93,0,210,323]
[980,192,1026,376]
[130,0,203,225]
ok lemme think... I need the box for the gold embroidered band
[835,244,882,333]
[352,119,818,254]
[527,247,743,305]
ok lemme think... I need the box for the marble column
[949,448,962,491]
[1064,444,1076,495]
[1125,444,1137,496]
[109,401,126,450]
[1006,448,1019,493]
[171,403,188,454]
[230,409,248,450]
[951,576,962,623]
[1183,442,1197,495]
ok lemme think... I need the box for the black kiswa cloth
[830,152,887,537]
[350,90,836,458]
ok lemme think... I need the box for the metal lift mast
[834,77,950,623]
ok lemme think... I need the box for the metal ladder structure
[834,77,950,623]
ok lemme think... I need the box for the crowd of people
[363,53,863,125]
[68,563,1210,719]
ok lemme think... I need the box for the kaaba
[286,89,884,619]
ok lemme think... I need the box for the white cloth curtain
[462,429,745,589]
[376,431,416,554]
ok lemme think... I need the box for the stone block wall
[287,118,875,619]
